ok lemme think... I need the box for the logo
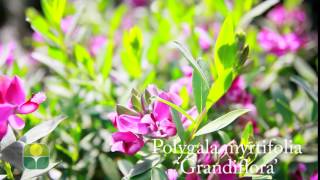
[23,143,49,169]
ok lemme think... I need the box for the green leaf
[241,122,253,146]
[116,105,139,116]
[41,0,66,26]
[101,40,114,79]
[291,75,318,104]
[217,130,231,144]
[21,162,60,180]
[195,109,250,136]
[151,167,167,180]
[247,147,282,174]
[214,15,237,76]
[20,116,66,144]
[127,155,161,178]
[171,109,186,142]
[206,69,234,109]
[74,44,95,78]
[99,154,121,179]
[26,8,61,45]
[173,41,209,89]
[117,159,134,176]
[192,63,209,113]
[121,27,143,78]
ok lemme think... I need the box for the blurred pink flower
[32,31,45,43]
[127,0,148,7]
[267,5,287,26]
[89,35,107,56]
[195,27,212,51]
[61,16,73,33]
[0,42,16,66]
[170,66,193,95]
[181,106,198,129]
[0,76,46,139]
[267,5,306,27]
[290,163,307,180]
[111,131,144,155]
[166,169,178,180]
[310,171,318,180]
[258,28,304,56]
[197,141,220,165]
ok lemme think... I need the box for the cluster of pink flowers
[290,163,318,180]
[0,41,16,66]
[218,76,259,133]
[258,5,307,56]
[0,76,46,139]
[108,85,196,155]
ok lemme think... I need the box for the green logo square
[23,143,49,169]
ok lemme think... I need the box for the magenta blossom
[310,171,318,180]
[258,28,304,56]
[111,132,144,155]
[0,76,46,139]
[166,169,178,180]
[126,0,148,7]
[0,42,16,66]
[89,35,107,57]
[267,5,306,27]
[195,27,212,51]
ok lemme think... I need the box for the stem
[3,162,14,180]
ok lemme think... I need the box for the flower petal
[5,76,26,105]
[8,115,25,129]
[0,104,14,121]
[17,101,39,114]
[30,92,47,104]
[0,120,8,140]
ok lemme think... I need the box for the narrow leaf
[195,109,250,136]
[20,116,66,144]
[173,41,209,89]
[171,109,186,142]
[291,75,318,104]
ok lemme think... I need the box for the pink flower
[290,163,307,180]
[127,0,148,7]
[89,36,107,56]
[197,141,220,165]
[170,66,193,95]
[195,27,212,51]
[60,16,73,33]
[267,5,306,27]
[166,169,178,180]
[32,31,45,43]
[310,171,318,180]
[258,28,304,56]
[267,5,287,26]
[0,76,46,139]
[111,132,144,155]
[0,42,16,66]
[181,106,198,129]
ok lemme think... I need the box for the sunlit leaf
[195,109,250,136]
